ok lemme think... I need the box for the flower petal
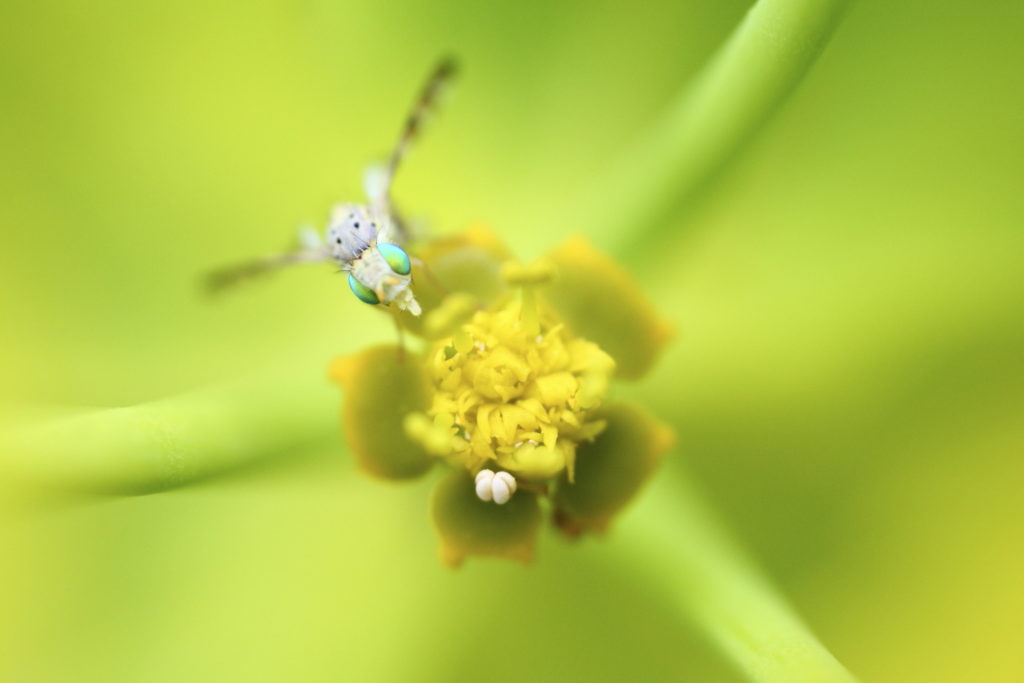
[554,403,674,536]
[545,236,673,379]
[328,345,433,480]
[397,224,513,337]
[431,470,542,567]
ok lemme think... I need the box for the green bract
[432,470,542,567]
[546,236,674,380]
[554,403,675,535]
[328,345,433,479]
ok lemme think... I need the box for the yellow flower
[330,227,675,566]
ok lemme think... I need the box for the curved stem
[579,0,852,256]
[614,465,858,682]
[0,370,337,496]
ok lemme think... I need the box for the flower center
[409,284,615,483]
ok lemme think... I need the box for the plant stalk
[579,0,853,257]
[0,369,337,496]
[615,465,859,682]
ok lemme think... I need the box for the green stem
[615,465,858,682]
[0,370,337,496]
[580,0,852,255]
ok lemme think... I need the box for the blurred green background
[1,1,1022,681]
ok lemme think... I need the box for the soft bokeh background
[2,1,1022,681]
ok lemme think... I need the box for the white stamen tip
[474,469,517,504]
[495,471,517,496]
[475,469,494,501]
[491,477,510,505]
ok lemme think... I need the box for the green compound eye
[377,243,412,276]
[348,273,380,305]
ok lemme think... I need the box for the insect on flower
[330,242,677,565]
[206,58,458,316]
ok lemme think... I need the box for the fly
[206,57,458,317]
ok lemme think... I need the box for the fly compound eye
[376,243,412,276]
[348,273,380,305]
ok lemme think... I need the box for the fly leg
[204,248,329,294]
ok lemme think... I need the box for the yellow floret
[411,291,615,483]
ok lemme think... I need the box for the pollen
[410,286,615,483]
